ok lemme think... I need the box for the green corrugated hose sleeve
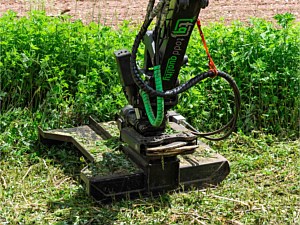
[140,65,164,127]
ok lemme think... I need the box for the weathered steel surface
[39,118,229,201]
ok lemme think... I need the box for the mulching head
[38,117,229,202]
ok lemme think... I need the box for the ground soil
[1,0,299,26]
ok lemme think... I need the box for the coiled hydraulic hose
[131,0,241,140]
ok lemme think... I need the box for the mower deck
[38,117,230,202]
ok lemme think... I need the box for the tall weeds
[0,11,299,137]
[182,13,300,138]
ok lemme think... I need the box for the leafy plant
[180,14,300,138]
[0,11,299,136]
[0,11,299,225]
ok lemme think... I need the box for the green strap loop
[140,65,164,127]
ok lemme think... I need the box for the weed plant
[1,11,299,137]
[181,13,300,138]
[0,11,299,224]
[0,11,130,128]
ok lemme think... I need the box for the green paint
[172,18,194,37]
[163,55,177,81]
[163,18,195,81]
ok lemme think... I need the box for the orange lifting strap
[196,18,218,77]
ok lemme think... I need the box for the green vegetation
[0,11,299,224]
[181,13,300,138]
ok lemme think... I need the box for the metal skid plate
[39,117,229,202]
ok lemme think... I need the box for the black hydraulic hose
[130,0,241,140]
[130,19,233,98]
[191,74,241,141]
[131,33,241,139]
[177,72,241,141]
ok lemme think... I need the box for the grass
[0,10,299,225]
[0,117,299,224]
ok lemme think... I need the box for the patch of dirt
[1,0,299,26]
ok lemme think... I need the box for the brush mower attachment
[38,0,239,202]
[39,116,230,202]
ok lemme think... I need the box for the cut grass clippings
[0,10,299,225]
[0,109,299,224]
